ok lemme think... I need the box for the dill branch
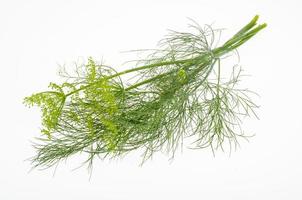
[24,15,266,169]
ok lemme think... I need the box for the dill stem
[124,22,267,91]
[125,71,173,91]
[66,59,189,97]
[66,19,266,97]
[216,59,221,98]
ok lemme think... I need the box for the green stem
[216,59,221,97]
[125,71,174,91]
[66,16,266,97]
[66,59,190,96]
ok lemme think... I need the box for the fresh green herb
[24,15,266,169]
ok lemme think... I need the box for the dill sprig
[24,15,266,169]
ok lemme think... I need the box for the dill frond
[24,15,266,169]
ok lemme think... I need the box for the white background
[1,0,301,199]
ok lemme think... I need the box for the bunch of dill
[24,15,266,169]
